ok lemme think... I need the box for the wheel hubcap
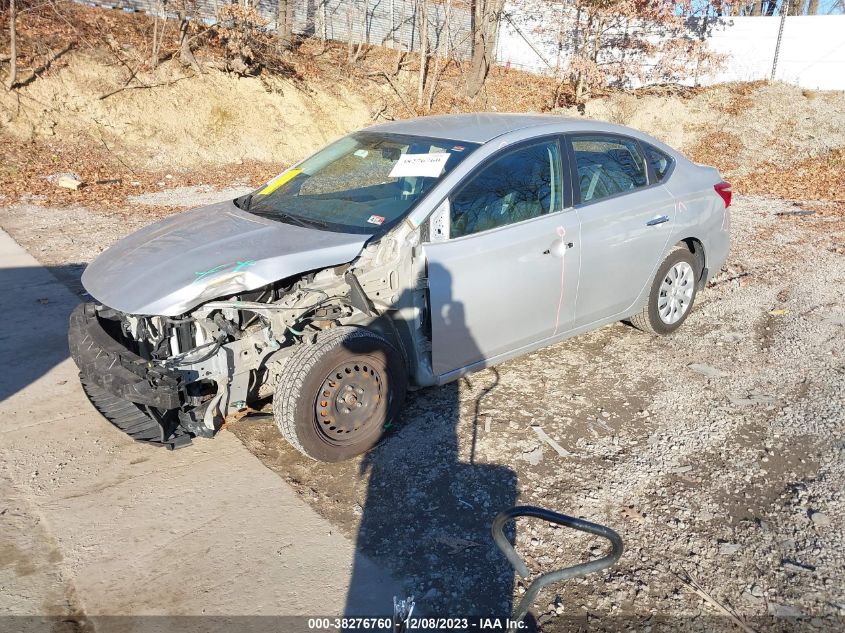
[658,261,694,325]
[315,360,383,445]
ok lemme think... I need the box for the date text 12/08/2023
[306,617,529,630]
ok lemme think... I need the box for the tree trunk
[178,6,200,70]
[416,0,428,109]
[464,0,503,98]
[151,0,162,68]
[426,0,451,111]
[426,45,440,111]
[347,1,367,66]
[752,0,764,14]
[807,0,819,13]
[6,0,16,89]
[346,3,355,63]
[278,0,294,50]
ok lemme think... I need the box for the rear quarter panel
[663,161,730,282]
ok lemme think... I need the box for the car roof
[363,113,685,162]
[366,113,585,144]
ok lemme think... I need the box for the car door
[566,133,676,327]
[423,137,581,379]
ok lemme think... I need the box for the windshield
[238,132,479,234]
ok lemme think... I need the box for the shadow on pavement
[0,262,85,404]
[344,264,524,623]
[0,251,526,621]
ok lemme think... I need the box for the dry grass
[0,136,275,213]
[734,148,845,203]
[688,131,744,173]
[717,80,768,116]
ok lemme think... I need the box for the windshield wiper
[276,211,328,230]
[234,192,254,211]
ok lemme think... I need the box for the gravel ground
[127,184,254,208]
[1,194,843,631]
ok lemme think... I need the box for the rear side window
[644,143,673,182]
[570,134,647,204]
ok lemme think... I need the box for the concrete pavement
[0,228,402,625]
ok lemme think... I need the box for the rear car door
[423,137,581,379]
[566,133,676,327]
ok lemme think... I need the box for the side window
[571,135,647,204]
[450,140,561,238]
[643,143,673,182]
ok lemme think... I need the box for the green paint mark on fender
[234,260,257,272]
[193,260,258,284]
[193,264,228,283]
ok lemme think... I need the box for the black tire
[273,326,407,462]
[630,247,699,335]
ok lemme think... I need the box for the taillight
[715,181,732,208]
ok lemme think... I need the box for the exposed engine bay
[69,230,433,448]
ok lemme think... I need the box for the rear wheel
[273,326,407,462]
[630,247,699,335]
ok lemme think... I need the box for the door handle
[646,215,670,226]
[543,241,574,256]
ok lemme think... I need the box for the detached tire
[273,326,407,462]
[630,247,699,335]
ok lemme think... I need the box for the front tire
[630,247,699,335]
[273,326,407,462]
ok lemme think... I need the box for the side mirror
[429,199,450,242]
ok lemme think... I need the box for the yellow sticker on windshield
[258,168,303,195]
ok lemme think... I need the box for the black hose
[163,334,226,367]
[164,315,195,325]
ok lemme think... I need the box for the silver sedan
[70,114,731,461]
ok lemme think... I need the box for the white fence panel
[495,7,845,91]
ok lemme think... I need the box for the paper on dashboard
[389,152,451,178]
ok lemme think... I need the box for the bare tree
[216,0,297,76]
[426,0,453,110]
[150,0,165,68]
[416,0,429,108]
[176,0,200,69]
[524,0,724,106]
[465,0,504,98]
[6,0,16,89]
[346,0,367,65]
[219,1,263,75]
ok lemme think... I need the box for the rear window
[644,143,673,182]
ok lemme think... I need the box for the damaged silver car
[69,114,731,461]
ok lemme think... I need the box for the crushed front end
[68,288,288,449]
[67,192,435,450]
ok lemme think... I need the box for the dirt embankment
[0,51,371,170]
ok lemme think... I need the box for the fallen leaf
[620,505,646,523]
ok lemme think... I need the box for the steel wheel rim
[657,261,694,325]
[314,358,383,446]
